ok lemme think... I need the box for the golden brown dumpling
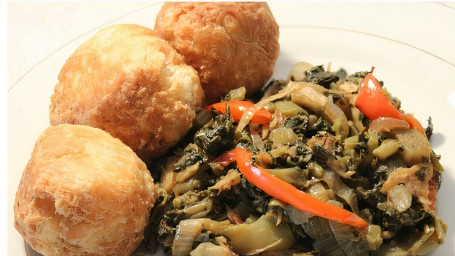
[50,24,204,159]
[14,124,155,256]
[155,2,280,104]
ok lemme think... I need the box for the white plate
[8,2,455,255]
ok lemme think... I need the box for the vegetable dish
[150,62,447,256]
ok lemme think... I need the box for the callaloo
[149,62,447,256]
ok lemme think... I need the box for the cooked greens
[149,62,446,256]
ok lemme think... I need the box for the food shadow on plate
[428,132,445,149]
[428,132,453,256]
[432,164,455,256]
[25,242,40,256]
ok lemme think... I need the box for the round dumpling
[14,124,155,256]
[50,24,204,159]
[155,2,280,104]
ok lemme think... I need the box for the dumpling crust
[155,2,280,104]
[50,24,204,159]
[14,124,156,256]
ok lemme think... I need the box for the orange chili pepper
[205,100,273,124]
[355,73,402,120]
[402,113,426,136]
[355,73,426,136]
[231,147,368,229]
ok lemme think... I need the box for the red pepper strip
[233,147,369,229]
[402,113,426,137]
[212,150,236,167]
[205,100,273,124]
[355,73,403,120]
[355,74,427,136]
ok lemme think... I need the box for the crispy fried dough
[155,2,280,104]
[14,124,155,256]
[50,24,204,159]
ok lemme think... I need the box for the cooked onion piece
[393,128,432,166]
[369,117,410,132]
[387,184,413,213]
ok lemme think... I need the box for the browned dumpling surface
[50,24,204,159]
[155,2,280,104]
[14,124,155,256]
